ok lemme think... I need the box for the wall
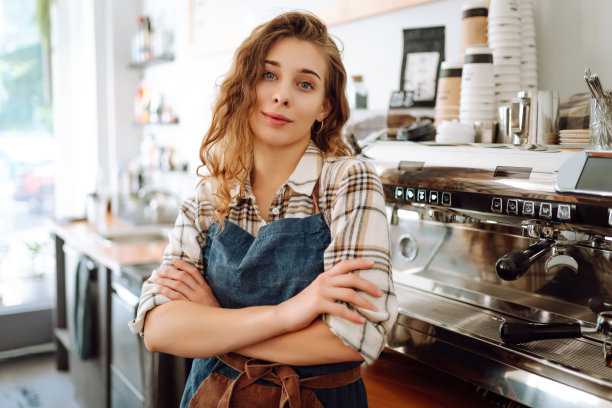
[52,0,612,216]
[146,0,612,172]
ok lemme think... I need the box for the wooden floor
[362,349,518,408]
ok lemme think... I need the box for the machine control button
[491,197,503,213]
[429,191,439,204]
[394,186,404,199]
[540,202,553,219]
[523,201,535,216]
[507,199,518,214]
[405,188,415,201]
[441,192,452,206]
[417,189,427,202]
[557,204,571,221]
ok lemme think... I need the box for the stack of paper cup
[434,61,462,126]
[488,0,521,108]
[459,46,496,125]
[460,1,489,59]
[520,0,537,90]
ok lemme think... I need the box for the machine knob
[495,239,554,281]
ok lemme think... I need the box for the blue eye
[263,71,276,80]
[299,81,313,90]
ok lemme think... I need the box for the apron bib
[180,213,367,407]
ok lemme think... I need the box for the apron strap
[312,179,320,215]
[216,353,361,408]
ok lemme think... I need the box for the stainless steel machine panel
[367,141,612,407]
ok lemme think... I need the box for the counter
[49,216,511,408]
[47,215,167,271]
[48,215,168,408]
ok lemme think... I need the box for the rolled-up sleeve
[321,158,397,364]
[128,188,210,335]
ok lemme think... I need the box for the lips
[262,112,292,126]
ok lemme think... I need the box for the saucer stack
[459,46,496,125]
[559,129,590,146]
[487,0,522,108]
[519,0,537,90]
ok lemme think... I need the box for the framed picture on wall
[399,26,445,107]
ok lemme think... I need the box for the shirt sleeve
[321,157,398,364]
[128,185,211,335]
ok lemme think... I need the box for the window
[0,0,55,312]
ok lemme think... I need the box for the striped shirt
[129,141,397,364]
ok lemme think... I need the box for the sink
[97,225,171,244]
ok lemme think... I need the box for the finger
[324,287,377,312]
[158,285,188,301]
[327,303,366,324]
[154,277,194,299]
[328,274,383,297]
[158,268,200,291]
[172,259,206,285]
[327,258,375,276]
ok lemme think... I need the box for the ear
[317,99,331,122]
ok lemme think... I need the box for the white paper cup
[487,29,521,40]
[461,93,496,104]
[493,54,521,66]
[461,84,495,96]
[487,16,521,26]
[462,65,494,86]
[436,120,475,143]
[488,0,520,19]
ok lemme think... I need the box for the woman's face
[249,37,330,151]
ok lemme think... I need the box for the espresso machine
[363,140,612,407]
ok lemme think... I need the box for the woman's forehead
[263,37,327,78]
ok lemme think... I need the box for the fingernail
[377,289,383,296]
[358,316,366,324]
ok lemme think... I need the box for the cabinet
[50,217,187,408]
[53,236,111,408]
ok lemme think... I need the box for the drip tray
[390,283,612,406]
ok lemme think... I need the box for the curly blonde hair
[197,11,352,225]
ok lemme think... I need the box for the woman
[129,11,397,407]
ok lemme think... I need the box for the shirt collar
[285,141,323,196]
[229,140,323,200]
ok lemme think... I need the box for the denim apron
[180,213,367,407]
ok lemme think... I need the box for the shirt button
[272,207,280,215]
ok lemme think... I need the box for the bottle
[352,75,368,109]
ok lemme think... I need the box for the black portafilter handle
[495,239,554,281]
[499,321,582,344]
[588,296,612,314]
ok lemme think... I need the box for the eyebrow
[264,59,321,80]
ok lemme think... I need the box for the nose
[272,82,290,106]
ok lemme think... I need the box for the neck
[251,138,309,194]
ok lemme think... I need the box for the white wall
[53,0,612,216]
[152,0,611,169]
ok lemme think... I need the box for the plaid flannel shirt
[129,141,397,364]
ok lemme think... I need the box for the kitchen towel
[73,256,97,360]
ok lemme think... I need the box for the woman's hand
[153,259,220,307]
[276,258,382,332]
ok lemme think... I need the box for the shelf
[129,55,174,69]
[134,120,179,126]
[54,327,72,352]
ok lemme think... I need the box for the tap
[138,187,180,224]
